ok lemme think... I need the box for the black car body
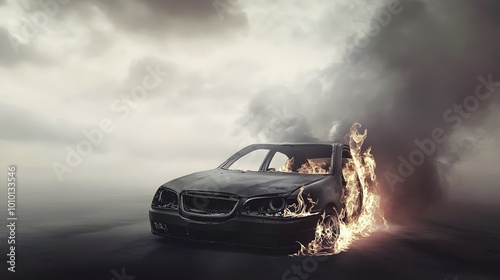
[149,143,355,249]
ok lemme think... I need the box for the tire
[321,208,340,239]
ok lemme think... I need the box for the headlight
[241,197,287,217]
[269,197,285,211]
[151,188,178,210]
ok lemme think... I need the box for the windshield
[224,145,333,175]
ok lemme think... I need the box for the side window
[267,152,290,172]
[227,149,269,171]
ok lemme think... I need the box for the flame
[277,157,295,172]
[283,187,318,218]
[292,123,388,256]
[297,159,330,174]
[277,157,331,174]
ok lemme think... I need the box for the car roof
[245,143,341,148]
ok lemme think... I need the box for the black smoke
[240,0,500,222]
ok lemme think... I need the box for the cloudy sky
[0,0,383,192]
[1,0,499,208]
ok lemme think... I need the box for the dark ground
[1,194,499,280]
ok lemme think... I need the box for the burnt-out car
[149,143,359,250]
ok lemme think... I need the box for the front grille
[182,192,238,216]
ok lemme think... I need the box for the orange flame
[283,187,318,218]
[277,157,331,174]
[292,123,388,256]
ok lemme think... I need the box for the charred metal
[149,143,358,250]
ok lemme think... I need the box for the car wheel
[320,209,340,242]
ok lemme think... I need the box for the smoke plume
[241,0,500,222]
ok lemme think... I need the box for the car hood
[162,169,327,197]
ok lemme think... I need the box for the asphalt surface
[2,194,499,280]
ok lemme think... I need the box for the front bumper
[149,207,319,249]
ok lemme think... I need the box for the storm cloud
[0,26,49,66]
[21,0,248,38]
